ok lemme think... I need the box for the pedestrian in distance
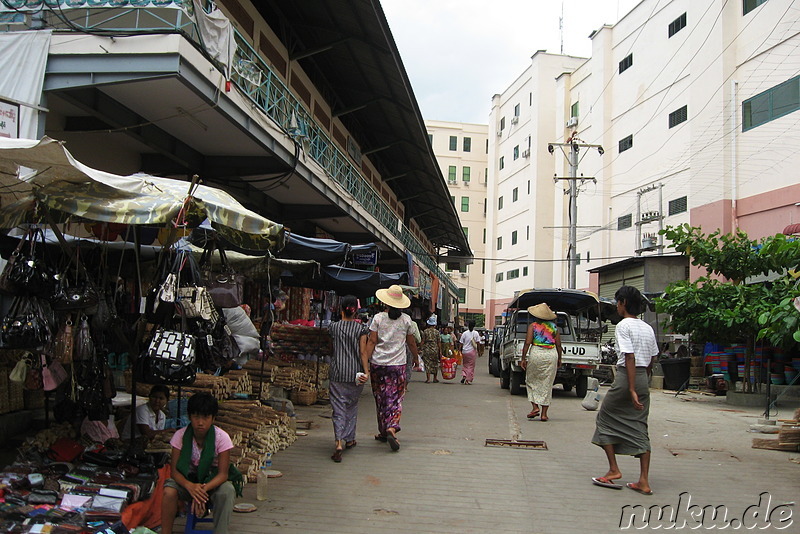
[520,303,563,421]
[421,315,442,383]
[440,326,454,359]
[363,285,419,452]
[327,295,369,462]
[458,321,481,385]
[591,285,659,495]
[404,318,421,392]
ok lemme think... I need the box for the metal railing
[0,0,458,293]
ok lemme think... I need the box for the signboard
[352,250,377,266]
[0,99,19,139]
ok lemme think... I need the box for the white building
[426,120,489,325]
[486,0,800,326]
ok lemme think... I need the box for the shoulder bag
[41,353,68,392]
[200,243,244,308]
[1,296,52,349]
[136,303,196,385]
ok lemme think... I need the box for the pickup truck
[488,325,505,378]
[499,289,606,397]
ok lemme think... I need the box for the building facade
[485,0,800,326]
[426,120,489,326]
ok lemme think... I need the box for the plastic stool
[185,505,213,534]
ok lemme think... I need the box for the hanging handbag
[136,302,196,385]
[51,282,99,311]
[41,353,68,391]
[5,228,57,298]
[74,314,95,362]
[1,296,52,349]
[176,251,218,321]
[147,328,196,366]
[200,243,244,308]
[53,315,75,364]
[25,354,43,390]
[0,230,29,295]
[8,353,31,383]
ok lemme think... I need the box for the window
[485,140,489,154]
[743,75,800,131]
[498,196,504,210]
[463,167,471,182]
[482,228,486,244]
[500,117,506,130]
[449,136,457,151]
[529,92,532,105]
[669,196,687,215]
[461,197,469,212]
[483,200,487,216]
[459,263,467,274]
[743,0,768,15]
[570,101,579,118]
[669,105,688,128]
[514,103,520,117]
[497,236,503,250]
[526,226,530,240]
[463,137,471,152]
[495,272,504,282]
[619,54,633,74]
[450,195,455,206]
[499,157,505,170]
[513,145,519,160]
[462,227,469,238]
[480,289,484,305]
[428,134,433,145]
[668,12,686,37]
[523,266,528,276]
[457,288,466,304]
[618,214,633,230]
[448,166,457,182]
[619,135,633,153]
[511,230,518,245]
[527,181,530,194]
[513,187,519,202]
[507,269,520,280]
[481,259,485,274]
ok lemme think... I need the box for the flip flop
[626,482,653,495]
[374,434,387,442]
[526,411,540,419]
[386,433,400,451]
[345,440,357,449]
[331,449,343,462]
[592,477,622,489]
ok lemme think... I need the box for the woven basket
[291,386,318,406]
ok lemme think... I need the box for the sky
[381,0,641,125]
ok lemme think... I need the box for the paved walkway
[228,368,799,533]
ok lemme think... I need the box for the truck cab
[499,289,606,397]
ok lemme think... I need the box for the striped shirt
[615,317,659,367]
[328,320,369,382]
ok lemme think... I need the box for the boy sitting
[161,393,242,534]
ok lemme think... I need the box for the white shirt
[615,317,659,367]
[459,330,481,354]
[121,403,166,438]
[369,312,414,366]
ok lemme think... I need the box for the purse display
[53,315,75,364]
[41,353,68,391]
[2,228,57,298]
[8,355,30,384]
[147,329,196,365]
[200,243,244,308]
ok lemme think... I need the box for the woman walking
[458,321,481,385]
[591,286,659,495]
[363,285,419,452]
[327,295,369,462]
[421,315,442,383]
[520,303,563,421]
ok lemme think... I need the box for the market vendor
[120,385,170,441]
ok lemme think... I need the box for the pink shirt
[170,425,233,469]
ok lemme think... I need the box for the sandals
[526,410,540,419]
[386,432,400,452]
[331,449,343,462]
[374,434,387,442]
[345,440,357,449]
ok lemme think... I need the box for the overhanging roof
[253,0,471,257]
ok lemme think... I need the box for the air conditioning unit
[447,179,457,185]
[510,116,519,125]
[462,180,469,186]
[459,273,467,278]
[496,130,503,137]
[565,116,579,128]
[521,149,530,158]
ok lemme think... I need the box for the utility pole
[549,137,604,289]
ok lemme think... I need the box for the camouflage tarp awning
[0,137,285,253]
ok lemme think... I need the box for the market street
[224,370,798,533]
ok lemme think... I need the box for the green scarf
[177,424,244,498]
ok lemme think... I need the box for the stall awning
[0,137,285,253]
[281,264,408,297]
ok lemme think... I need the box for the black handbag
[136,302,197,385]
[194,316,239,371]
[200,243,244,308]
[4,228,57,298]
[0,296,51,349]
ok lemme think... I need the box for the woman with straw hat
[363,285,419,452]
[520,303,563,422]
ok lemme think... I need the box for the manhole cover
[485,439,548,450]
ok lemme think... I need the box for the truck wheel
[575,375,588,398]
[561,382,572,393]
[489,355,500,377]
[510,370,525,395]
[500,365,510,389]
